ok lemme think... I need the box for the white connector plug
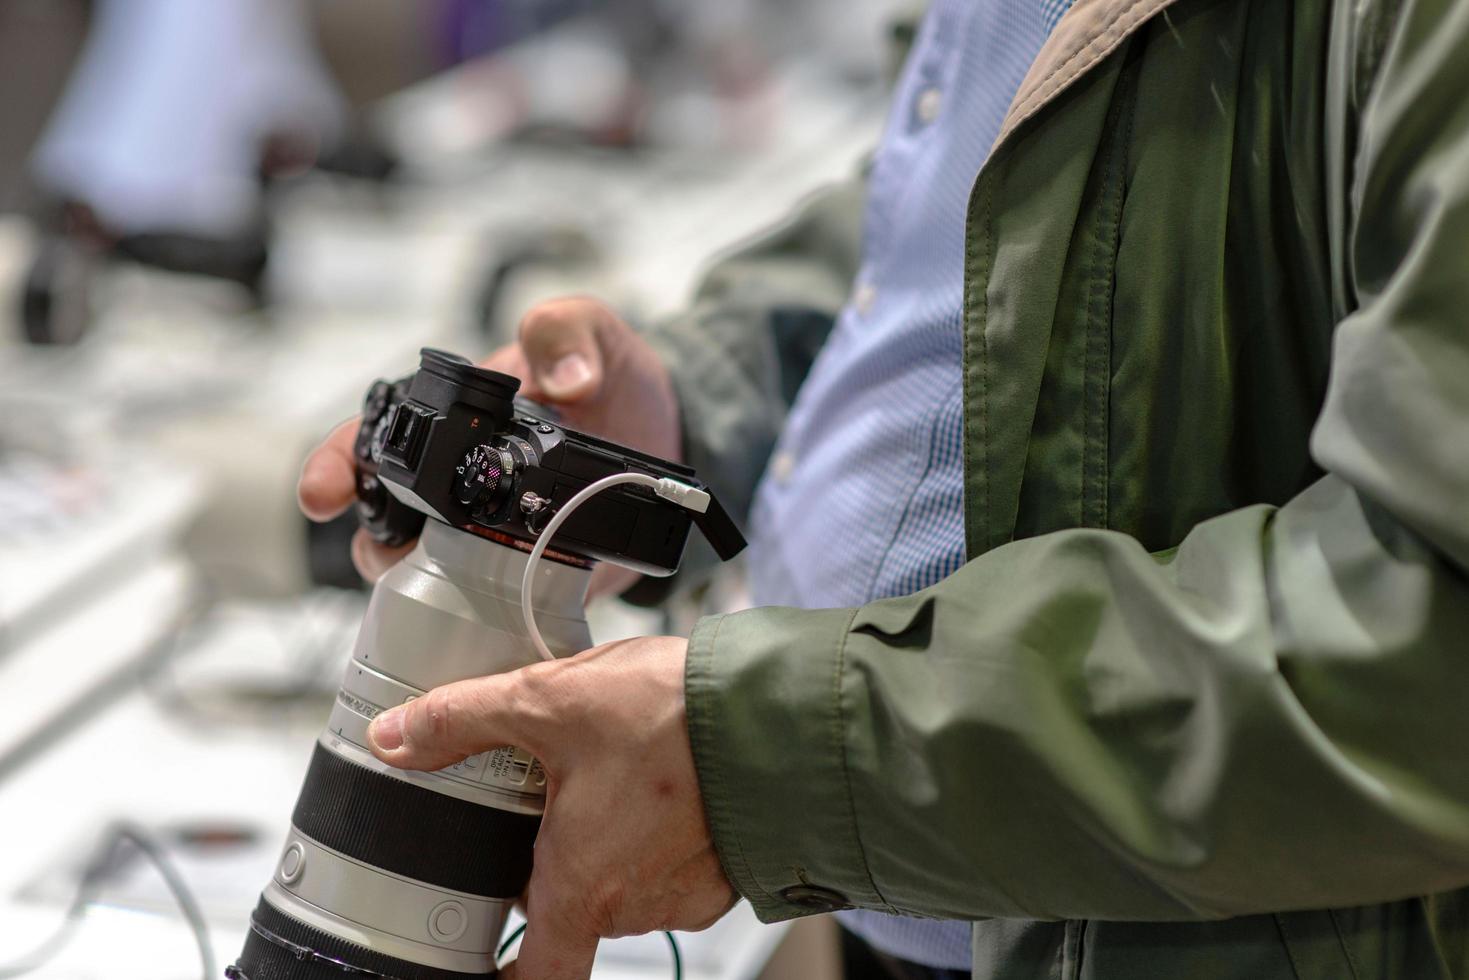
[653,478,710,514]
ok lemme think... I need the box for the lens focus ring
[291,744,540,898]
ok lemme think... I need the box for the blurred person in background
[33,0,344,245]
[15,0,882,345]
[299,1,1469,979]
[16,0,353,343]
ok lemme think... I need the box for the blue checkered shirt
[743,0,1072,970]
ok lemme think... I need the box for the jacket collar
[994,0,1183,150]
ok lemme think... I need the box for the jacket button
[780,885,849,912]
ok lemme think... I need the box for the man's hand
[365,636,736,980]
[297,297,682,591]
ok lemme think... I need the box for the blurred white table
[0,456,201,649]
[0,453,203,774]
[0,596,787,980]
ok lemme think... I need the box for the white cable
[521,473,710,661]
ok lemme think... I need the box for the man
[299,0,1469,977]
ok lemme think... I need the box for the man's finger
[499,915,600,980]
[517,299,606,403]
[298,418,360,521]
[350,529,413,583]
[481,343,530,381]
[366,670,554,772]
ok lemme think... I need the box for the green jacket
[647,0,1469,976]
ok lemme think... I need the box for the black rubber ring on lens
[292,743,541,898]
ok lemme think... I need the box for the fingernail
[368,709,404,751]
[540,353,592,395]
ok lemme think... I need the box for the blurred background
[0,0,904,976]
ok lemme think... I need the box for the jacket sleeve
[624,176,865,604]
[685,0,1469,923]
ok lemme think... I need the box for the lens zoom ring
[234,897,486,980]
[293,744,540,898]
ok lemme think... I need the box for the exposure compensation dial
[455,444,513,512]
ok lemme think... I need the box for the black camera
[355,348,744,574]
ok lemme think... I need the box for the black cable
[496,921,526,961]
[0,839,103,979]
[495,920,683,979]
[0,821,216,980]
[664,929,683,979]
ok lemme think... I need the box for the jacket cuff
[686,607,894,922]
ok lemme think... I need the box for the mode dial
[456,444,512,509]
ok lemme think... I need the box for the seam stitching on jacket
[962,205,974,559]
[1105,62,1138,528]
[1016,0,1139,118]
[981,179,994,549]
[832,606,894,912]
[1001,0,1169,147]
[1328,908,1364,980]
[960,161,987,561]
[1013,0,1147,119]
[1081,101,1110,527]
[1272,913,1306,980]
[1084,55,1134,531]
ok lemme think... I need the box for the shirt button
[769,450,796,485]
[852,283,877,316]
[780,885,850,912]
[916,87,942,124]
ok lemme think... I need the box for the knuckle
[686,889,736,933]
[519,297,610,358]
[579,880,626,939]
[413,687,457,748]
[518,303,555,337]
[519,298,579,337]
[479,347,517,376]
[549,881,616,940]
[514,662,576,728]
[511,663,554,711]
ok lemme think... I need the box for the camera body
[355,348,743,573]
[230,349,745,980]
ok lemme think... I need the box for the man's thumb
[517,300,606,402]
[366,678,542,772]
